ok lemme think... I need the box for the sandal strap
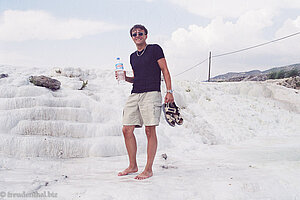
[165,103,177,113]
[166,111,175,115]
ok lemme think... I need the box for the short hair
[130,24,148,37]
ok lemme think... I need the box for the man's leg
[118,125,138,176]
[135,126,157,180]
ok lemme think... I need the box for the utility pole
[208,51,212,82]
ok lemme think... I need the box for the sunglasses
[132,32,145,37]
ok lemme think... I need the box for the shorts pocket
[153,102,162,118]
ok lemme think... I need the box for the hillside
[211,63,300,82]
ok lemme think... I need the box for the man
[117,24,174,180]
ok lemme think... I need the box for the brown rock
[278,76,300,90]
[29,75,61,90]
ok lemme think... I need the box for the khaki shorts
[122,91,162,127]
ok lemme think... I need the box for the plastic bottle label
[115,63,123,70]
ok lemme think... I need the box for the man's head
[130,24,148,46]
[130,24,148,37]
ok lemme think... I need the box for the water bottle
[115,57,125,84]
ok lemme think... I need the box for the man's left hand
[164,93,174,103]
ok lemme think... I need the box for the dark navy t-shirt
[130,44,165,93]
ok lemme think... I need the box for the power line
[173,58,208,77]
[212,31,300,58]
[172,31,300,78]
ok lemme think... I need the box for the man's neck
[136,43,147,51]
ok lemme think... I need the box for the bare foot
[118,167,138,176]
[134,170,153,180]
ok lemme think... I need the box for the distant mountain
[210,63,300,82]
[262,63,300,74]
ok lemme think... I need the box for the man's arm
[157,58,174,103]
[115,71,134,83]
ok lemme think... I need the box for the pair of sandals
[163,102,184,127]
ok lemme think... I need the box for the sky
[0,0,300,81]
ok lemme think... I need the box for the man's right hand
[115,70,118,80]
[115,71,127,80]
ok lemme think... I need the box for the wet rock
[161,153,167,160]
[0,74,8,79]
[161,165,178,169]
[161,165,169,169]
[29,75,61,90]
